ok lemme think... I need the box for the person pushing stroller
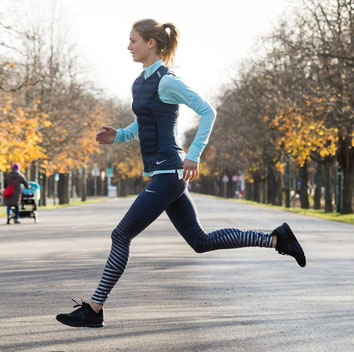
[3,163,31,224]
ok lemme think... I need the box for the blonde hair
[132,19,179,66]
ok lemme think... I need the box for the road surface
[0,194,353,351]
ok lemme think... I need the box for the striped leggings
[92,173,273,304]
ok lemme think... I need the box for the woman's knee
[111,215,146,244]
[186,239,206,253]
[111,223,131,244]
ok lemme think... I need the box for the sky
[2,0,291,133]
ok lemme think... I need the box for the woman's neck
[142,55,162,68]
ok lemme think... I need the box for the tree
[0,94,51,171]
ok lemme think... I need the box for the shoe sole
[56,316,104,328]
[282,222,306,267]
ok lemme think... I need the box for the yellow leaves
[8,62,14,68]
[275,161,286,173]
[30,119,39,128]
[269,105,338,166]
[40,106,106,175]
[0,94,51,172]
[244,172,254,183]
[271,119,279,127]
[1,90,111,176]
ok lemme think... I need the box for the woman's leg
[165,189,273,253]
[91,174,187,305]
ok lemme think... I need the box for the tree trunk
[299,161,309,209]
[337,135,353,214]
[30,161,39,183]
[120,179,126,197]
[267,166,278,205]
[253,174,260,202]
[314,162,322,209]
[227,177,234,198]
[81,166,87,202]
[341,162,353,214]
[323,157,334,212]
[260,177,267,203]
[276,169,283,206]
[245,181,252,200]
[41,173,47,206]
[214,177,219,196]
[58,173,69,204]
[47,175,53,198]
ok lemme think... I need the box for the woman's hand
[95,125,117,144]
[183,159,199,181]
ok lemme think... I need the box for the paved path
[0,194,353,352]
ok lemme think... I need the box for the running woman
[56,19,306,328]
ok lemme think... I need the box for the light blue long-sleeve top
[114,59,216,179]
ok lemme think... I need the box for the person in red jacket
[3,163,30,224]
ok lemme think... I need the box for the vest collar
[142,59,163,79]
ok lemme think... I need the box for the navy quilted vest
[132,65,185,174]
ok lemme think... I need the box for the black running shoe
[272,222,306,267]
[56,299,104,328]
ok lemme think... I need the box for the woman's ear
[148,38,156,49]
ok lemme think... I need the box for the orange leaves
[268,105,338,166]
[40,106,106,175]
[114,151,143,179]
[0,94,51,171]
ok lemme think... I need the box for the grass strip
[235,199,353,225]
[191,193,353,225]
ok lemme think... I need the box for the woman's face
[127,29,152,63]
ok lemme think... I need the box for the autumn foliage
[0,95,51,171]
[268,106,339,167]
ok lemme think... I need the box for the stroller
[16,181,40,223]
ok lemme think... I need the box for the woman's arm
[96,116,139,145]
[113,116,139,143]
[158,75,217,163]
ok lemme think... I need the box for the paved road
[0,194,353,352]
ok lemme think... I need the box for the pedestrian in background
[3,163,30,224]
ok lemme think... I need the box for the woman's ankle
[90,300,104,313]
